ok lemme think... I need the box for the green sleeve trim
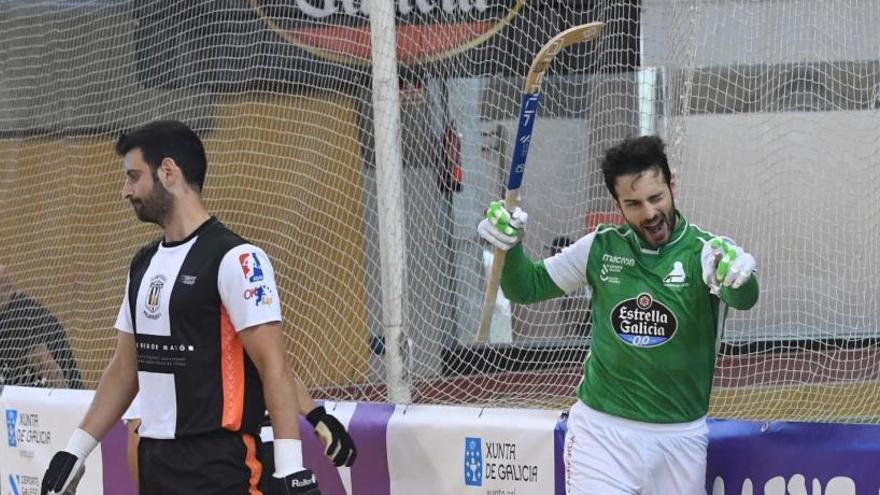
[720,275,759,310]
[500,244,566,304]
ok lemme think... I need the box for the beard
[131,179,173,226]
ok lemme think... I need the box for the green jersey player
[478,136,758,495]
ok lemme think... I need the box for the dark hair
[116,120,207,192]
[600,135,671,199]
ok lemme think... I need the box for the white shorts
[564,400,709,495]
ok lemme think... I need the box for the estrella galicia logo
[5,409,17,447]
[610,293,678,347]
[464,437,483,487]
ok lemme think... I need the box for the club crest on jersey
[239,252,265,283]
[143,274,167,319]
[610,293,678,347]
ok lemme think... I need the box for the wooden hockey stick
[477,22,604,342]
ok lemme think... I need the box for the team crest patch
[610,293,678,347]
[144,274,166,319]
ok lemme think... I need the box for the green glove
[478,201,528,251]
[703,237,756,290]
[710,237,737,283]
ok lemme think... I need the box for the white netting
[0,0,877,422]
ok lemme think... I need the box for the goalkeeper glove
[701,237,756,293]
[477,201,528,251]
[272,468,321,495]
[41,428,97,495]
[306,406,357,467]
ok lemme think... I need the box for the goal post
[369,0,411,404]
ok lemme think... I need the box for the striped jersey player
[41,120,341,495]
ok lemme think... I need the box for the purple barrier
[100,421,137,495]
[554,413,567,495]
[706,418,880,494]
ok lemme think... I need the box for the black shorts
[138,430,266,495]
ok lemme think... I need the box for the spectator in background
[0,264,83,389]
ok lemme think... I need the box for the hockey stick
[477,22,604,342]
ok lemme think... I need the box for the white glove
[701,237,756,294]
[477,201,528,251]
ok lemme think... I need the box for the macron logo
[602,254,635,266]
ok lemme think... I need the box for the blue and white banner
[386,404,560,495]
[0,386,104,495]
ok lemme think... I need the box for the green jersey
[501,212,758,423]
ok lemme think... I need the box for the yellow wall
[0,92,369,389]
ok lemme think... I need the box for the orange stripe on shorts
[241,433,263,495]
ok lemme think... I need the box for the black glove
[41,451,85,495]
[306,406,357,467]
[273,468,321,495]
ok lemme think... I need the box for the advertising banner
[706,418,880,495]
[4,389,880,495]
[386,404,560,495]
[0,386,103,495]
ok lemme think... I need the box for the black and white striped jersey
[114,217,282,439]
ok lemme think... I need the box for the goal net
[0,0,877,422]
